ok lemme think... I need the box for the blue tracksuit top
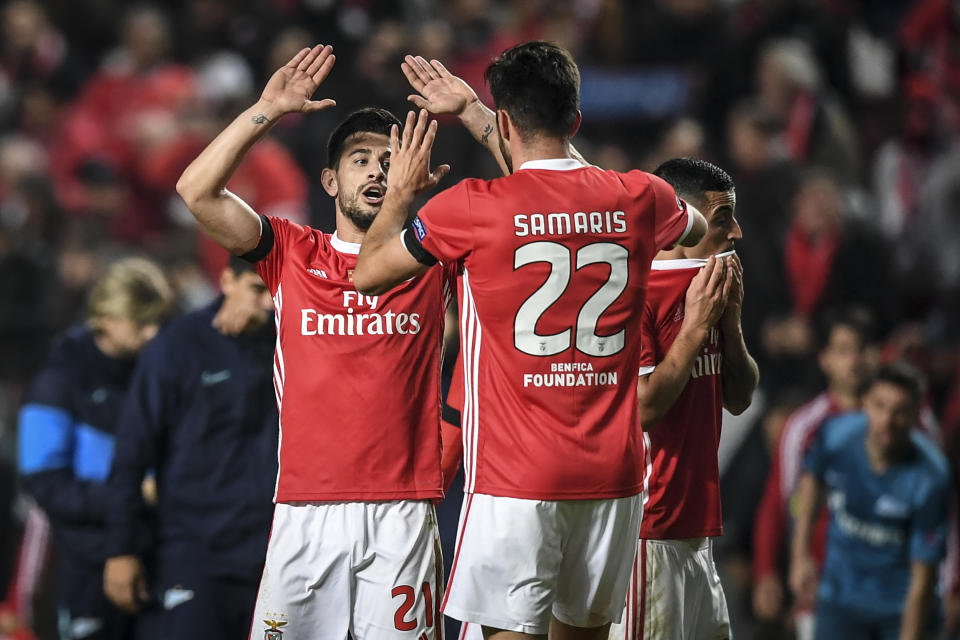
[105,300,278,579]
[804,412,950,618]
[18,324,137,565]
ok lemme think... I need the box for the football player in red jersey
[176,44,455,639]
[355,42,707,640]
[609,158,759,640]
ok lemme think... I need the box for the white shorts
[442,492,643,635]
[608,538,730,640]
[250,501,443,640]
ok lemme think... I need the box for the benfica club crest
[264,613,287,639]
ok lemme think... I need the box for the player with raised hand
[401,53,587,176]
[176,44,455,639]
[356,41,706,640]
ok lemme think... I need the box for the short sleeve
[411,181,475,263]
[910,475,949,564]
[638,302,657,375]
[649,174,694,250]
[249,215,294,294]
[802,420,830,477]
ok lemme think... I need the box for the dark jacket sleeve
[18,368,113,525]
[105,340,175,557]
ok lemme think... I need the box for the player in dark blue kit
[790,362,950,640]
[17,258,174,640]
[102,256,277,640]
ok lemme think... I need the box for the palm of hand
[261,67,318,114]
[422,77,474,115]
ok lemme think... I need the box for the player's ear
[219,267,236,295]
[496,109,511,142]
[570,111,581,137]
[320,167,339,197]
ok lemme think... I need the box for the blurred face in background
[220,268,272,331]
[819,324,869,396]
[123,8,170,71]
[864,381,918,459]
[322,132,390,232]
[792,176,843,236]
[93,316,160,358]
[2,0,45,54]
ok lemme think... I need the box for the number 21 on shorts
[392,582,434,634]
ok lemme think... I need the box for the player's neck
[510,138,577,170]
[334,210,366,245]
[828,387,859,411]
[864,434,892,473]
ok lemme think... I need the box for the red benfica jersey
[254,216,453,502]
[411,159,694,499]
[638,259,724,539]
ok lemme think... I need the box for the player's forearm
[721,327,758,415]
[355,188,415,295]
[790,473,820,563]
[637,324,707,428]
[176,100,279,252]
[899,571,934,640]
[458,101,510,176]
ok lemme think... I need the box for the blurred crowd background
[1,0,960,638]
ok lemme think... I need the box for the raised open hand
[259,44,337,118]
[401,55,478,117]
[387,109,451,199]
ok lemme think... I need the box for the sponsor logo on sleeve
[412,217,427,242]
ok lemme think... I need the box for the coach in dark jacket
[18,258,174,640]
[103,257,277,640]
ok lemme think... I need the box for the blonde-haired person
[18,257,173,640]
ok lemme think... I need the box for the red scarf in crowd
[784,221,840,316]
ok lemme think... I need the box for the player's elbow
[637,402,663,430]
[175,169,217,213]
[724,398,752,416]
[352,264,387,297]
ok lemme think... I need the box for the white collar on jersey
[517,158,588,171]
[330,232,361,255]
[651,250,736,270]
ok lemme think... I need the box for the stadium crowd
[1,0,959,638]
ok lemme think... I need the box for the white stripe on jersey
[272,284,285,501]
[780,393,831,501]
[461,270,482,493]
[642,432,652,509]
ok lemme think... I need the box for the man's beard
[339,194,377,231]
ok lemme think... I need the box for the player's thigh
[250,502,352,640]
[352,501,443,640]
[608,538,686,640]
[442,494,563,635]
[553,495,642,629]
[691,541,730,640]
